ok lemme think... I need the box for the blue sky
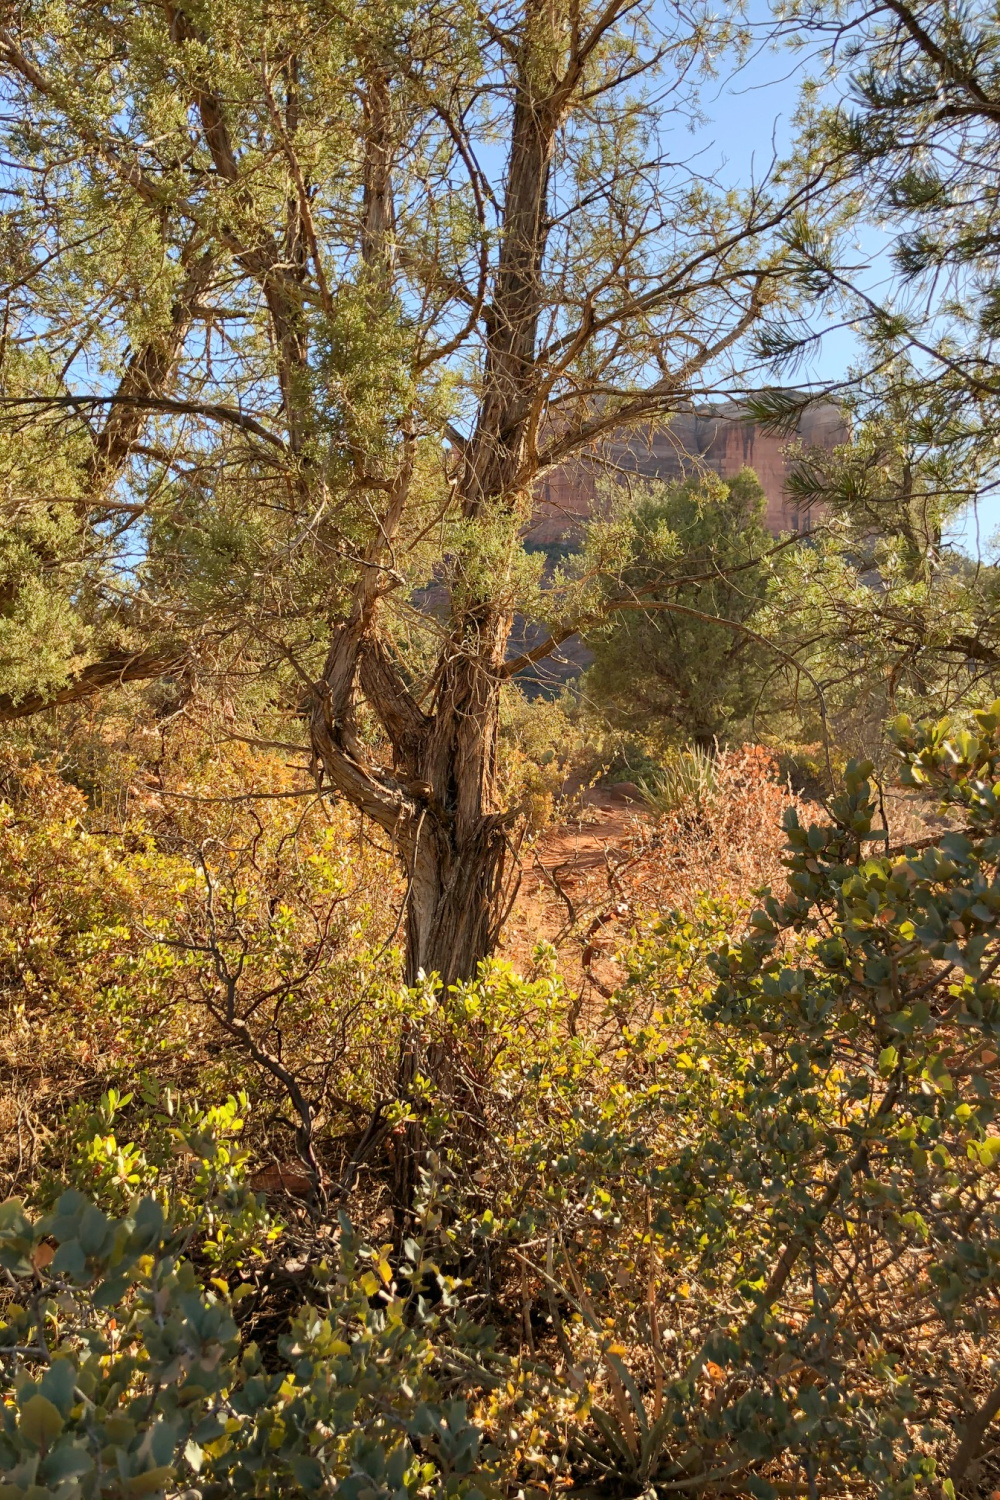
[683,19,1000,558]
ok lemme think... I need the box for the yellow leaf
[19,1393,64,1446]
[125,1466,175,1494]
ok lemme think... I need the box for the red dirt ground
[500,783,651,985]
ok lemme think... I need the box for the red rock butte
[528,401,847,545]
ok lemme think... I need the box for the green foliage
[0,1172,495,1500]
[425,705,1000,1493]
[581,470,785,747]
[779,0,1000,546]
[19,693,1000,1496]
[747,5,1000,771]
[491,709,996,1493]
[0,351,101,706]
[752,368,1000,769]
[0,741,404,1199]
[0,0,808,784]
[43,1088,283,1273]
[7,698,1000,1491]
[637,742,719,814]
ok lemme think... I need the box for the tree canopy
[582,469,785,748]
[0,0,841,981]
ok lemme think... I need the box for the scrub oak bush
[0,747,402,1197]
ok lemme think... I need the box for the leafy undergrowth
[1,719,1000,1496]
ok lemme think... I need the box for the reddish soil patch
[528,782,646,880]
[501,783,652,984]
[500,749,813,990]
[500,762,955,996]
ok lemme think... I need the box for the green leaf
[40,1435,93,1483]
[76,1206,111,1257]
[50,1241,87,1281]
[39,1359,76,1417]
[878,1045,898,1077]
[745,1478,777,1500]
[292,1455,324,1490]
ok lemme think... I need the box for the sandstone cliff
[528,401,847,544]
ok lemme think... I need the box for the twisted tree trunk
[308,7,559,988]
[400,613,516,986]
[404,818,511,987]
[311,602,518,988]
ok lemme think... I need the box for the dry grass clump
[632,744,808,911]
[517,745,809,1000]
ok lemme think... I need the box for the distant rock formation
[528,401,847,545]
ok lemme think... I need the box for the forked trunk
[311,611,517,990]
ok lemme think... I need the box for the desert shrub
[0,745,402,1200]
[487,713,1000,1496]
[378,715,1000,1495]
[6,710,1000,1495]
[0,760,187,1128]
[496,691,572,832]
[0,1129,498,1500]
[496,689,658,832]
[628,745,804,912]
[518,745,803,999]
[496,684,693,836]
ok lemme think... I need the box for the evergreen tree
[743,0,1000,755]
[753,366,1000,767]
[582,469,785,748]
[764,0,1000,412]
[0,0,836,983]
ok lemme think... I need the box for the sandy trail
[501,784,651,980]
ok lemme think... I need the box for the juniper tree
[581,469,786,749]
[0,0,836,983]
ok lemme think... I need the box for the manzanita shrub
[430,708,1000,1497]
[521,707,1000,1496]
[0,1126,498,1499]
